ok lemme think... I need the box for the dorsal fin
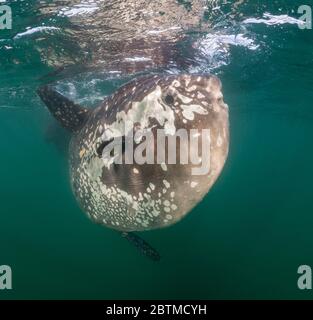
[37,85,90,133]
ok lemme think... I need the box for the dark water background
[0,0,313,299]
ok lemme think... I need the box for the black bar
[0,300,309,318]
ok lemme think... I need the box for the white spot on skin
[186,85,197,92]
[133,168,139,174]
[149,183,155,191]
[166,214,173,220]
[197,92,205,99]
[161,163,168,171]
[174,92,193,104]
[191,181,198,188]
[164,207,171,213]
[171,204,178,211]
[152,211,159,217]
[172,80,181,88]
[163,180,170,189]
[164,200,171,207]
[181,104,208,121]
[217,134,223,147]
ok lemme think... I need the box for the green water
[1,0,313,299]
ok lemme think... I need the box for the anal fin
[121,232,161,262]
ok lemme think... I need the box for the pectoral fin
[37,85,90,133]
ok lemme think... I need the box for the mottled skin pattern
[66,74,229,232]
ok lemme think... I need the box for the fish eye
[217,97,223,104]
[164,94,175,105]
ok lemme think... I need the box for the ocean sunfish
[37,73,229,259]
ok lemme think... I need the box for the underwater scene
[0,0,313,300]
